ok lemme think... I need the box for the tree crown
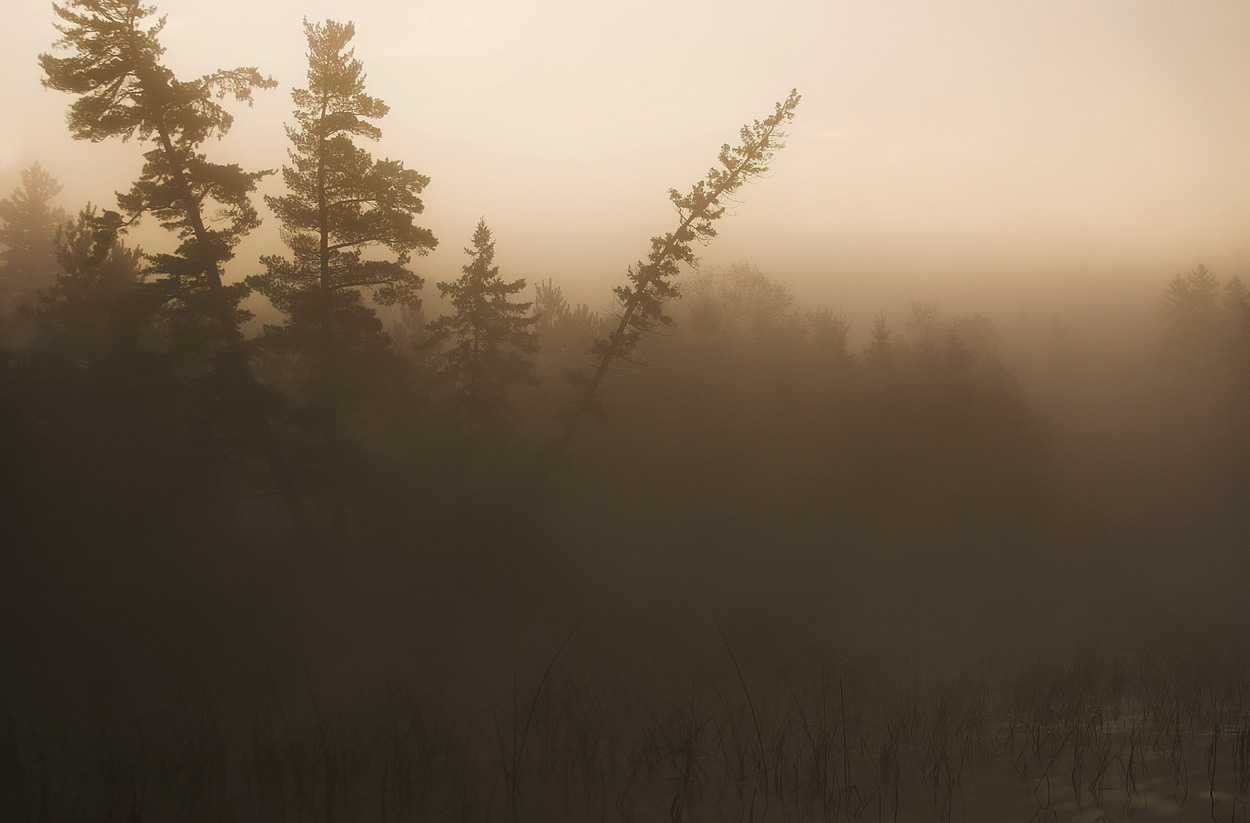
[40,0,274,145]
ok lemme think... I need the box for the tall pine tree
[39,0,308,528]
[249,19,436,452]
[428,219,538,437]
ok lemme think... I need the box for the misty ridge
[3,1,1250,822]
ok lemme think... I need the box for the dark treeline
[3,1,1250,820]
[2,0,1249,694]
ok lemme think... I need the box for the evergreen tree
[248,19,435,444]
[31,205,146,365]
[558,90,800,447]
[1161,263,1221,349]
[39,0,308,527]
[532,279,605,357]
[428,219,538,436]
[531,278,605,389]
[0,164,65,316]
[948,315,1001,363]
[533,278,572,346]
[389,304,430,361]
[903,302,944,358]
[865,313,894,371]
[1221,276,1250,344]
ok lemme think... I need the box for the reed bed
[3,648,1249,822]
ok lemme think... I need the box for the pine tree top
[40,0,274,145]
[250,17,435,320]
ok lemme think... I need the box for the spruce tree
[39,0,308,528]
[0,164,66,315]
[1223,276,1250,343]
[428,219,538,436]
[1161,264,1222,350]
[248,19,436,448]
[865,313,894,371]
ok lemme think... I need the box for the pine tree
[248,19,436,445]
[533,279,605,357]
[0,164,66,314]
[39,0,308,528]
[428,219,538,436]
[1222,276,1250,342]
[903,302,944,358]
[531,279,606,390]
[533,279,572,349]
[1161,263,1221,349]
[558,90,800,447]
[31,205,146,365]
[865,313,894,371]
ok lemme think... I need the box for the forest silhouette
[3,2,1250,821]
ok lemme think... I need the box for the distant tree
[428,219,538,436]
[531,278,606,392]
[865,313,894,370]
[685,262,795,344]
[248,18,435,450]
[533,278,571,336]
[806,308,853,366]
[51,207,143,302]
[1160,264,1221,350]
[390,304,430,360]
[903,301,944,357]
[948,315,1001,363]
[558,90,801,447]
[534,279,602,355]
[31,205,146,364]
[0,164,65,315]
[1221,276,1250,344]
[39,0,307,527]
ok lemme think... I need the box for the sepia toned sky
[3,0,1250,318]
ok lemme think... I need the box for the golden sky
[4,0,1250,316]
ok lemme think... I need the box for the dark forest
[3,2,1250,821]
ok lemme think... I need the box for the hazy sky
[3,0,1249,317]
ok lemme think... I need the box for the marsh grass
[3,648,1249,822]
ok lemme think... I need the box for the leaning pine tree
[248,19,435,466]
[428,219,538,438]
[558,90,801,448]
[38,0,308,527]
